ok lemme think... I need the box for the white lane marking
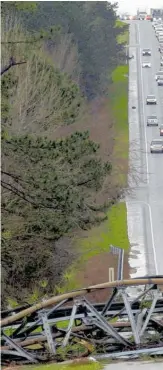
[127,200,158,275]
[136,23,149,185]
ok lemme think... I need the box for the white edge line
[136,23,149,184]
[126,199,158,274]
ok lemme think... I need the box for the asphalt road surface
[104,360,163,370]
[129,21,163,275]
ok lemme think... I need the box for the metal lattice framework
[1,277,163,365]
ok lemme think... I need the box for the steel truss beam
[1,278,163,365]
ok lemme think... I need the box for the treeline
[4,1,127,98]
[1,1,127,306]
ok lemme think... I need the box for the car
[150,139,163,153]
[158,44,163,52]
[158,77,163,85]
[147,115,158,126]
[146,95,157,104]
[156,30,163,37]
[142,48,151,56]
[142,62,151,68]
[160,124,163,136]
[160,60,163,66]
[155,71,163,81]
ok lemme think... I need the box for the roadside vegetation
[111,20,129,186]
[56,203,129,294]
[22,362,103,370]
[54,20,130,294]
[1,2,129,308]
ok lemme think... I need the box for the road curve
[128,21,163,276]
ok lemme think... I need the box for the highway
[128,21,163,276]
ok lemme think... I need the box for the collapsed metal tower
[1,277,163,365]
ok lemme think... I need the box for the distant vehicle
[138,11,147,20]
[157,77,163,86]
[158,38,163,44]
[160,60,163,66]
[147,115,158,126]
[146,95,157,104]
[160,124,163,136]
[155,29,163,33]
[150,139,163,153]
[142,62,151,68]
[145,15,152,21]
[153,23,160,28]
[156,29,163,35]
[142,48,151,56]
[155,71,163,80]
[155,27,163,32]
[158,44,163,51]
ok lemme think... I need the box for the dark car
[147,115,158,126]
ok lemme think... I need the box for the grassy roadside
[110,20,129,186]
[56,202,129,294]
[21,363,103,370]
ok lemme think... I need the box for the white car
[142,62,151,68]
[150,139,163,153]
[155,71,163,81]
[142,49,151,56]
[147,115,158,126]
[156,29,163,36]
[146,95,157,104]
[160,61,163,66]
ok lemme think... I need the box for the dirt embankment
[77,251,129,302]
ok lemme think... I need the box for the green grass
[115,19,129,44]
[110,65,129,182]
[111,65,128,153]
[22,362,103,370]
[56,202,129,294]
[109,20,129,186]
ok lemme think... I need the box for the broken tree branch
[1,57,26,76]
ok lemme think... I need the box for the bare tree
[1,17,83,135]
[45,33,81,83]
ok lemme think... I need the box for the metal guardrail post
[110,244,124,281]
